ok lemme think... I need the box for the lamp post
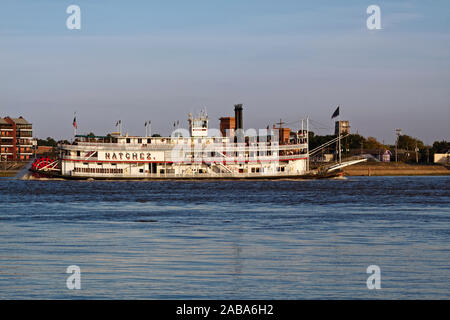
[395,128,402,162]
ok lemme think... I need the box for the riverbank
[0,161,30,177]
[343,162,450,176]
[0,171,19,177]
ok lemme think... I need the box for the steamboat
[30,105,365,180]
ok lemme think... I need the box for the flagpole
[306,116,309,172]
[73,112,77,137]
[331,105,341,164]
[338,105,341,164]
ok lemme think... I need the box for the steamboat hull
[29,168,342,180]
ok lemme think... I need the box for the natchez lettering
[104,152,156,161]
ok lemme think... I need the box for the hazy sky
[1,0,449,144]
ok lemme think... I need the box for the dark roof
[12,117,30,125]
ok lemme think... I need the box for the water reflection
[0,177,449,299]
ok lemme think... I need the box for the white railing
[61,142,307,152]
[62,154,307,163]
[69,170,306,179]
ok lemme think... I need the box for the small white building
[434,151,450,164]
[382,150,392,162]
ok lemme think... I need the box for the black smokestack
[234,104,243,131]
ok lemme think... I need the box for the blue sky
[0,0,449,144]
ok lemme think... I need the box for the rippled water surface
[0,176,449,299]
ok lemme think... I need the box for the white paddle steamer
[31,105,364,180]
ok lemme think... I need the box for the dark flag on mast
[73,115,77,129]
[331,106,340,119]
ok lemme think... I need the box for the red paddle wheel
[32,157,55,171]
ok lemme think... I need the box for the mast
[73,112,77,137]
[145,120,151,137]
[337,105,341,164]
[338,111,342,164]
[306,116,309,172]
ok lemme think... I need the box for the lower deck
[61,158,308,179]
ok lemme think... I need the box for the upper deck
[63,132,308,152]
[63,108,309,165]
[60,132,308,164]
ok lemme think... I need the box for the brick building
[219,117,235,137]
[0,116,33,161]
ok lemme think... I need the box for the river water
[0,176,449,299]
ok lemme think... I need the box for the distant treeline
[36,137,69,147]
[309,131,449,163]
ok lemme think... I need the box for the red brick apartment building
[0,116,33,161]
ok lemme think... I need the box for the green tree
[37,137,58,147]
[398,135,424,150]
[346,134,366,150]
[431,140,449,153]
[365,136,384,150]
[308,132,335,150]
